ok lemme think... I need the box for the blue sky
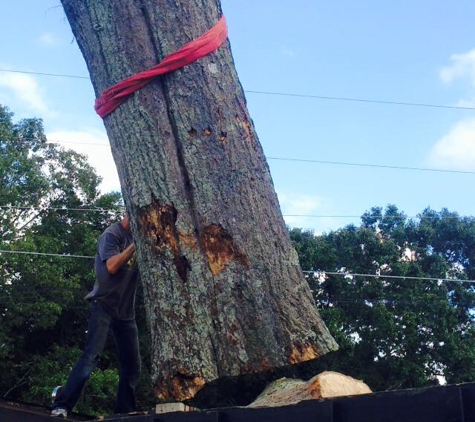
[1,0,474,234]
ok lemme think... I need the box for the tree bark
[60,0,338,401]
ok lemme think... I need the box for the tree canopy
[290,205,475,390]
[0,105,154,415]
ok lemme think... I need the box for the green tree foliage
[290,205,475,391]
[0,105,156,415]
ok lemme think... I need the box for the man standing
[51,216,141,418]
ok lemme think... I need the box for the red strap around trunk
[95,16,228,119]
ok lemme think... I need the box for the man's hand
[106,243,136,274]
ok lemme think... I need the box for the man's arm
[106,243,136,275]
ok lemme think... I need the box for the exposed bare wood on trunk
[60,0,338,401]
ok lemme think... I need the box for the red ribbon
[95,16,228,119]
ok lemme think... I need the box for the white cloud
[47,130,121,194]
[276,191,332,232]
[455,98,475,108]
[37,32,61,47]
[431,51,475,172]
[0,72,49,113]
[280,47,295,57]
[425,118,475,172]
[439,49,475,86]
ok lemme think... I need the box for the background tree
[0,105,154,416]
[290,205,475,391]
[59,0,337,401]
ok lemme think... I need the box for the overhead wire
[301,270,475,284]
[0,249,473,284]
[0,204,471,220]
[327,298,450,304]
[266,157,475,175]
[4,137,473,176]
[1,67,475,111]
[0,250,93,259]
[0,289,458,306]
[284,214,467,219]
[0,205,122,212]
[244,90,475,111]
[0,68,89,80]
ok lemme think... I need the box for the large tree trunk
[60,0,338,401]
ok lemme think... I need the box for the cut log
[155,403,197,414]
[248,371,372,408]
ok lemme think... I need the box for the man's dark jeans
[53,301,141,414]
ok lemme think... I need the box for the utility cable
[245,90,475,111]
[284,214,467,219]
[1,67,474,111]
[0,291,457,306]
[1,249,474,284]
[322,298,457,306]
[0,250,93,259]
[323,298,451,305]
[267,157,475,175]
[5,137,472,176]
[0,68,89,80]
[302,270,475,284]
[0,205,122,212]
[0,205,471,221]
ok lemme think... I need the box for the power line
[0,68,89,80]
[47,140,110,147]
[0,250,93,259]
[245,90,475,111]
[0,289,458,306]
[0,249,474,284]
[284,214,467,220]
[1,205,471,221]
[323,298,452,305]
[5,138,473,176]
[1,67,474,111]
[267,157,475,175]
[1,137,110,147]
[0,205,123,212]
[303,270,475,284]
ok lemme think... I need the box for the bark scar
[287,342,320,365]
[155,363,205,401]
[199,224,249,276]
[138,199,191,282]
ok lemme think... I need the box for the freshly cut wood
[248,371,372,408]
[60,0,338,401]
[155,403,197,414]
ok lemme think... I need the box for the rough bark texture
[60,0,338,401]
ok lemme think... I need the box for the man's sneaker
[51,407,68,418]
[51,385,63,404]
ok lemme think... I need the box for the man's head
[121,215,131,231]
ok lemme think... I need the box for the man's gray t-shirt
[85,223,138,320]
